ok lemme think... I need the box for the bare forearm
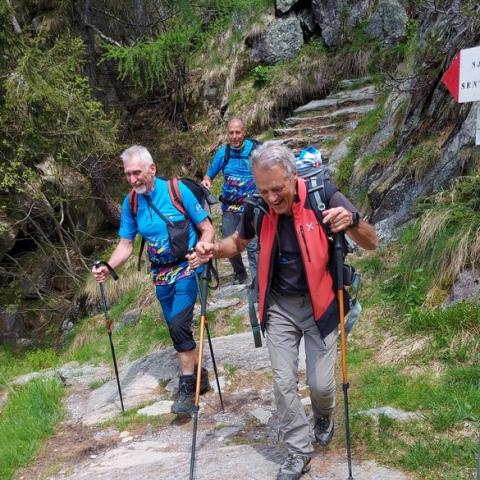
[108,239,134,269]
[346,221,379,250]
[213,232,249,259]
[197,218,215,243]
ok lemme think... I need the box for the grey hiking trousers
[266,289,338,455]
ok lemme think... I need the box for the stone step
[261,140,333,160]
[294,85,376,114]
[275,135,338,150]
[285,103,377,125]
[274,124,340,136]
[338,76,373,89]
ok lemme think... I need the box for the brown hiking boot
[171,375,195,415]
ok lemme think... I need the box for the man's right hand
[201,176,212,189]
[195,241,216,263]
[92,265,109,283]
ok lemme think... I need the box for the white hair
[251,141,296,178]
[120,145,154,167]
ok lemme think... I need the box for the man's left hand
[186,251,202,269]
[322,207,355,233]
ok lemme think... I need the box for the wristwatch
[350,211,360,228]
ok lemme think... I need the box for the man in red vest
[190,142,378,480]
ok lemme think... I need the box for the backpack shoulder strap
[250,138,262,150]
[127,190,145,271]
[245,194,268,237]
[167,177,187,216]
[304,167,337,219]
[221,144,231,172]
[128,190,138,217]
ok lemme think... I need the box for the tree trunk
[77,0,97,89]
[85,155,121,228]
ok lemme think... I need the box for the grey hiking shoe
[194,365,210,395]
[171,375,195,415]
[277,453,311,480]
[314,414,334,446]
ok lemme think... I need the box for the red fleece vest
[257,178,335,325]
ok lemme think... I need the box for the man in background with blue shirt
[201,118,258,284]
[92,145,215,414]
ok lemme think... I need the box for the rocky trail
[15,255,409,480]
[272,78,378,172]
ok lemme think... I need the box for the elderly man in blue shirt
[202,118,258,285]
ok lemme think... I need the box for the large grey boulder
[37,157,104,243]
[12,361,112,387]
[18,251,56,299]
[364,0,408,45]
[275,0,299,14]
[312,0,372,47]
[251,16,304,64]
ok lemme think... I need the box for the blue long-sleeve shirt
[206,139,257,213]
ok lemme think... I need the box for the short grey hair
[251,141,296,178]
[227,117,244,129]
[120,145,154,167]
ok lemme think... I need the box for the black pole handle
[334,233,344,290]
[93,260,119,281]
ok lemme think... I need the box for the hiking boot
[194,365,210,395]
[234,272,248,284]
[314,414,334,446]
[277,453,311,480]
[171,374,195,415]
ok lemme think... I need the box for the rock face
[446,269,480,305]
[251,16,304,64]
[311,0,372,47]
[371,102,477,233]
[364,0,408,45]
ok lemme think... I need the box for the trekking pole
[192,262,224,412]
[334,234,354,480]
[190,262,224,480]
[93,260,124,413]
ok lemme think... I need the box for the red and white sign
[442,46,480,103]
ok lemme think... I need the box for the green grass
[64,305,171,364]
[360,137,397,171]
[100,407,173,432]
[0,347,61,387]
[334,100,387,191]
[0,300,172,387]
[223,362,239,379]
[346,343,479,480]
[399,136,440,181]
[344,181,480,479]
[0,378,64,480]
[225,314,246,335]
[352,414,476,480]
